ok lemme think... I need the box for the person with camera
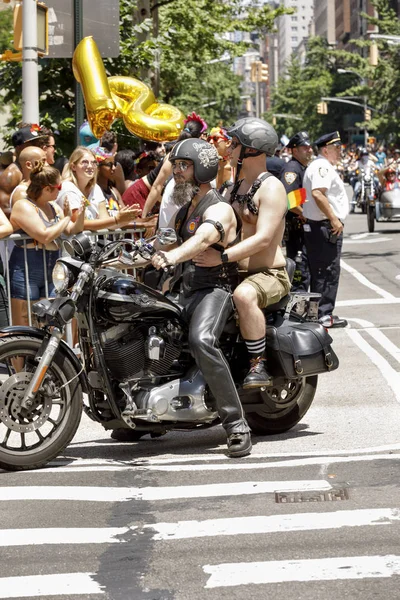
[302,131,349,329]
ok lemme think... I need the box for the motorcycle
[0,230,339,471]
[351,165,376,214]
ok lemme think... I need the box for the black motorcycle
[0,230,338,471]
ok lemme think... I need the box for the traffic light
[364,108,372,121]
[369,41,379,67]
[13,1,48,56]
[251,61,261,83]
[317,102,328,114]
[260,63,269,82]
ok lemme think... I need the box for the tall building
[276,0,314,76]
[313,0,336,45]
[335,0,351,45]
[336,0,377,50]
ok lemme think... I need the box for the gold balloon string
[72,36,184,142]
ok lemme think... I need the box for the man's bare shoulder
[0,163,22,191]
[204,198,235,221]
[258,173,286,202]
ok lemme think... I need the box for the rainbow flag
[287,187,307,210]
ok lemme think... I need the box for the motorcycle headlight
[52,262,72,293]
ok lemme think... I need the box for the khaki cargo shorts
[241,266,291,309]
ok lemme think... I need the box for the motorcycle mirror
[65,233,94,259]
[62,239,75,256]
[156,228,177,246]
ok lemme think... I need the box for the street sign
[46,0,119,58]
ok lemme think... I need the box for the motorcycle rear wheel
[0,336,82,471]
[243,375,317,435]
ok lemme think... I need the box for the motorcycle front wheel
[367,204,375,232]
[0,336,83,471]
[243,375,317,435]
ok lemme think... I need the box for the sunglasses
[208,136,224,143]
[172,161,191,172]
[100,161,115,168]
[47,183,62,191]
[230,139,240,150]
[80,159,97,168]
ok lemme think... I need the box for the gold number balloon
[72,36,184,142]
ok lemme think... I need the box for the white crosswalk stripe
[0,573,103,598]
[0,479,332,502]
[203,555,400,588]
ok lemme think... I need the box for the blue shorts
[9,246,59,300]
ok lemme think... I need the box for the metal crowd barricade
[1,227,144,348]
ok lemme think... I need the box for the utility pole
[22,0,39,123]
[152,1,160,97]
[74,0,84,146]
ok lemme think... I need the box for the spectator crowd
[0,116,399,336]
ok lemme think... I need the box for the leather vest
[173,190,241,297]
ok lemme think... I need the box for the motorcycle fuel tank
[96,274,182,323]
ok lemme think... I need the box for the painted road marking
[0,527,136,546]
[35,453,400,474]
[0,573,103,598]
[347,317,400,364]
[203,555,400,588]
[337,298,400,307]
[345,326,400,403]
[341,259,396,299]
[146,508,400,540]
[48,442,400,463]
[4,508,399,546]
[0,480,332,503]
[344,237,392,244]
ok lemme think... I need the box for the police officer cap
[314,131,341,148]
[286,131,311,149]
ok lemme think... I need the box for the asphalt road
[1,190,400,600]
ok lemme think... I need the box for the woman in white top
[57,146,140,230]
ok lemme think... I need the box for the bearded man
[149,138,252,458]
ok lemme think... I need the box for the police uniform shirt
[303,155,349,221]
[280,158,305,194]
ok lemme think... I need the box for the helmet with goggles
[169,138,219,184]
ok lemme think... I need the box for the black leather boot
[227,432,252,458]
[242,357,273,389]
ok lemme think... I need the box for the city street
[1,191,400,599]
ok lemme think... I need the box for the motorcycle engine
[100,321,182,381]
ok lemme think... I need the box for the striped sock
[244,337,266,360]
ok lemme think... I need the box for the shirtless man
[0,124,47,216]
[194,118,290,389]
[9,146,47,208]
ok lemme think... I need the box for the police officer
[303,131,348,328]
[280,131,313,291]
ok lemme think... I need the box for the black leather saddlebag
[266,320,339,379]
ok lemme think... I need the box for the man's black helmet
[226,117,278,157]
[169,138,219,184]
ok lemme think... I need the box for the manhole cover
[275,488,349,503]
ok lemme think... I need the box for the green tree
[269,0,400,145]
[0,0,290,154]
[267,37,338,141]
[0,5,12,54]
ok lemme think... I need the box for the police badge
[284,171,297,185]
